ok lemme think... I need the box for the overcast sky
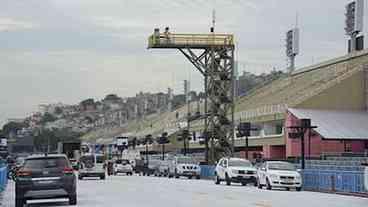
[0,0,366,126]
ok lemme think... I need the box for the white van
[79,154,106,180]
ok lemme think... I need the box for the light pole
[288,119,317,169]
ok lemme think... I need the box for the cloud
[0,18,38,31]
[0,0,361,127]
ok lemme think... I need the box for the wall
[285,112,367,158]
[263,145,286,159]
[297,71,365,110]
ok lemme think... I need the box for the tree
[104,94,120,101]
[54,107,63,115]
[40,113,57,124]
[2,121,28,137]
[34,128,82,152]
[80,98,95,106]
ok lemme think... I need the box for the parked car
[114,159,133,175]
[214,157,257,186]
[78,154,106,180]
[15,154,77,207]
[257,161,302,191]
[157,160,169,177]
[147,159,161,176]
[168,156,201,179]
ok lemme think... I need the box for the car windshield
[177,157,197,164]
[228,160,252,167]
[116,160,129,165]
[80,155,95,164]
[96,155,105,163]
[24,157,68,169]
[268,162,296,171]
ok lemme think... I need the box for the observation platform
[148,33,234,49]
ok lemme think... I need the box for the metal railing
[148,33,234,48]
[302,169,367,194]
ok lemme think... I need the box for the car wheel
[174,170,179,178]
[241,182,247,186]
[296,187,302,192]
[215,176,221,185]
[78,175,83,180]
[15,194,24,207]
[253,181,258,187]
[286,187,290,191]
[101,175,106,180]
[257,179,262,189]
[188,176,192,179]
[266,178,272,190]
[225,174,231,186]
[69,194,77,205]
[15,199,24,207]
[196,175,201,180]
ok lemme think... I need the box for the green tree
[54,107,63,115]
[40,113,57,124]
[2,121,28,137]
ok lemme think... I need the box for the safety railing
[200,165,215,178]
[302,169,367,194]
[148,33,234,48]
[0,165,8,192]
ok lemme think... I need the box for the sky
[0,0,367,127]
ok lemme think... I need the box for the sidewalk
[1,181,15,207]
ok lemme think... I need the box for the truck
[57,141,81,170]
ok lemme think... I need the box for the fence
[302,169,367,194]
[0,165,7,192]
[200,165,215,178]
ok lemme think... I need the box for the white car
[114,159,133,175]
[257,161,302,191]
[215,157,257,186]
[79,154,106,180]
[168,156,201,179]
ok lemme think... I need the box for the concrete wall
[297,71,365,110]
[263,145,286,159]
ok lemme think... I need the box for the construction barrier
[0,165,7,192]
[302,169,367,194]
[200,165,215,178]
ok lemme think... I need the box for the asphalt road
[2,175,368,207]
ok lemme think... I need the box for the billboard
[286,28,299,57]
[345,0,364,35]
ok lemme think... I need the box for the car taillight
[63,167,74,175]
[17,169,31,177]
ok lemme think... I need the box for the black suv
[15,154,77,207]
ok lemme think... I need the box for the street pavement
[2,175,368,207]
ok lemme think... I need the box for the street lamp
[157,132,170,160]
[236,122,257,159]
[288,119,317,169]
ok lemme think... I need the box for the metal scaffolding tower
[148,30,235,163]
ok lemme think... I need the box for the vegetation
[1,121,29,137]
[33,128,82,152]
[40,112,57,124]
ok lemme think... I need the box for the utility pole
[185,80,191,156]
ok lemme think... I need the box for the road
[1,175,367,207]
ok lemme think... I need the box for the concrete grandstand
[81,49,368,160]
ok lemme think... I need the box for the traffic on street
[1,0,368,206]
[2,173,368,207]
